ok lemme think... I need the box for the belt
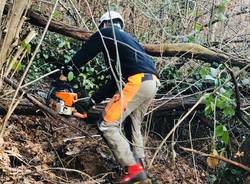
[128,73,158,83]
[141,73,158,82]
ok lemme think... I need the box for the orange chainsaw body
[48,91,87,119]
[55,91,77,107]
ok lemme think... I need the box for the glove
[74,97,95,113]
[51,79,72,91]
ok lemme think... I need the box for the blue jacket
[63,27,158,103]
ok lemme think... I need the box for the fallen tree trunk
[0,103,44,116]
[28,10,92,41]
[2,4,249,67]
[3,77,91,137]
[142,43,248,67]
[2,95,249,118]
[5,6,245,68]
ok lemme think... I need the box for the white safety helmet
[99,11,124,29]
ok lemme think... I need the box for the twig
[180,146,250,173]
[3,77,92,138]
[46,167,100,184]
[44,134,68,180]
[188,111,199,183]
[67,0,89,30]
[148,96,204,168]
[225,65,250,129]
[0,0,59,137]
[21,69,60,88]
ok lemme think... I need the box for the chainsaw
[46,85,88,119]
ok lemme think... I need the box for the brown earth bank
[0,115,207,184]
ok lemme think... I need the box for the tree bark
[0,0,30,69]
[0,0,7,42]
[3,77,92,137]
[19,7,249,68]
[142,43,248,67]
[27,10,92,41]
[1,96,249,118]
[2,5,249,67]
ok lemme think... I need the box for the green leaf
[210,68,218,77]
[199,67,210,78]
[43,54,49,59]
[67,71,74,81]
[11,60,24,72]
[58,41,65,48]
[73,84,78,89]
[223,107,235,117]
[216,98,226,109]
[53,10,61,20]
[204,94,216,115]
[187,35,195,43]
[217,13,227,21]
[215,124,229,144]
[21,41,31,53]
[194,23,202,33]
[242,78,250,85]
[205,75,215,81]
[222,131,229,144]
[215,125,224,136]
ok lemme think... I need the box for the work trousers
[98,73,160,167]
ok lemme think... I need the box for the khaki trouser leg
[130,97,154,160]
[98,79,159,167]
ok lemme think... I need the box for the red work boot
[120,163,151,184]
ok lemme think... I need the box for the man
[58,11,159,184]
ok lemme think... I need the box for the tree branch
[226,67,250,129]
[180,146,250,173]
[3,77,92,137]
[3,5,247,67]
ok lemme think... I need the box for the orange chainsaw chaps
[55,92,77,107]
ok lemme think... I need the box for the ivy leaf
[199,67,210,78]
[210,67,218,77]
[242,78,250,85]
[67,71,74,81]
[216,97,226,109]
[205,75,215,81]
[187,35,195,43]
[223,107,235,117]
[215,124,229,144]
[222,131,229,144]
[58,40,65,48]
[43,53,49,59]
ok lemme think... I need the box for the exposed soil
[0,114,207,184]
